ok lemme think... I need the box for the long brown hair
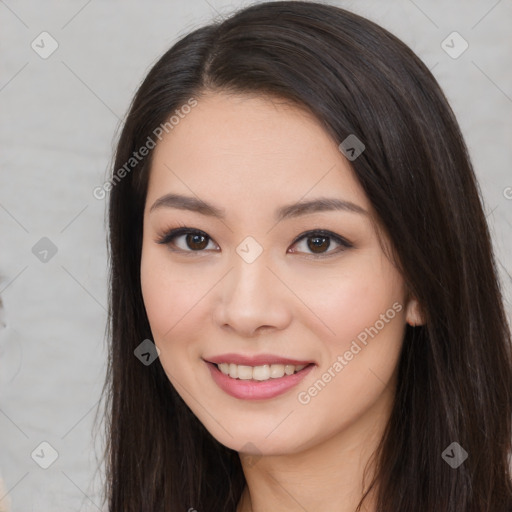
[102,2,512,510]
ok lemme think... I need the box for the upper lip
[205,353,315,366]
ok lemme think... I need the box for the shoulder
[0,476,11,512]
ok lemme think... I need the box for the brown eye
[157,228,218,253]
[289,230,353,257]
[307,236,331,253]
[185,233,209,250]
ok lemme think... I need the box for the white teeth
[253,365,270,381]
[284,364,295,376]
[270,364,285,378]
[229,363,238,379]
[237,365,253,380]
[216,362,308,380]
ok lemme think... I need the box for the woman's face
[140,92,414,456]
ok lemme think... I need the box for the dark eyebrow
[149,193,367,220]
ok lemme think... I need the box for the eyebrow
[149,193,367,221]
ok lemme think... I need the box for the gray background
[0,0,511,510]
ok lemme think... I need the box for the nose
[212,250,292,338]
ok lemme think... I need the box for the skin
[140,92,423,512]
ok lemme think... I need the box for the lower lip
[205,361,315,400]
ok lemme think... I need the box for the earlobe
[406,298,425,326]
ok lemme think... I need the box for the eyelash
[155,223,353,259]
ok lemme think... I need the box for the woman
[102,1,512,510]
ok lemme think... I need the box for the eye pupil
[187,233,208,250]
[308,236,330,253]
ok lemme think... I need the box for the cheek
[140,243,213,370]
[295,258,406,419]
[307,256,405,352]
[140,255,179,338]
[140,243,185,340]
[299,257,406,410]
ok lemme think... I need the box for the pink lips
[204,353,315,400]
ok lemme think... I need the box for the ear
[405,297,425,326]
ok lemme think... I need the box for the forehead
[146,92,370,213]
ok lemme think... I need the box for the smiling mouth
[213,362,313,381]
[205,360,316,400]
